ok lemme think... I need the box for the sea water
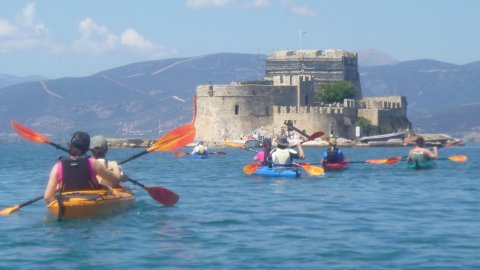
[0,142,478,269]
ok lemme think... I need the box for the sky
[0,0,478,78]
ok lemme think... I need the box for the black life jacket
[262,148,273,167]
[326,148,340,163]
[59,156,100,192]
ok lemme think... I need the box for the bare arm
[424,147,438,159]
[44,164,59,201]
[93,159,128,185]
[407,149,414,161]
[297,143,305,159]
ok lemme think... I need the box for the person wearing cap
[44,132,128,201]
[270,134,305,166]
[407,136,438,163]
[90,135,127,188]
[253,138,273,166]
[321,137,345,165]
[191,140,208,157]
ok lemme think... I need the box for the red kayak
[322,159,349,172]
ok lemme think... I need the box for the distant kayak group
[229,132,468,178]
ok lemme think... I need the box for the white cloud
[121,29,154,50]
[0,3,60,53]
[186,0,231,9]
[0,20,14,37]
[282,0,316,16]
[72,17,118,54]
[245,0,270,9]
[72,18,169,59]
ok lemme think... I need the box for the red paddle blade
[366,157,402,165]
[307,131,325,141]
[146,186,179,207]
[11,120,51,144]
[298,164,324,176]
[243,162,261,174]
[211,151,226,155]
[449,155,467,162]
[172,152,187,157]
[150,123,196,152]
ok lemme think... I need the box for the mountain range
[1,50,479,141]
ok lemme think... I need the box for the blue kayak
[253,166,301,178]
[191,153,208,159]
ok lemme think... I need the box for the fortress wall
[195,84,313,141]
[273,105,357,138]
[362,96,407,112]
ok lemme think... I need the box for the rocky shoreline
[107,135,464,149]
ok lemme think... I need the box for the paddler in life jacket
[253,138,273,167]
[44,132,128,202]
[321,138,345,165]
[191,141,208,157]
[90,135,127,188]
[407,136,438,164]
[270,135,304,166]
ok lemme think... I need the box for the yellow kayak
[47,187,135,219]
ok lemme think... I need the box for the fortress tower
[194,49,411,143]
[265,50,362,99]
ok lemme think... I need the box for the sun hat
[275,135,290,148]
[91,135,108,150]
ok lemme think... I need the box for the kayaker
[90,135,127,188]
[191,141,208,157]
[44,132,128,201]
[253,137,273,167]
[270,134,304,166]
[321,138,345,164]
[407,136,438,164]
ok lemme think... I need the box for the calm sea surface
[0,142,479,269]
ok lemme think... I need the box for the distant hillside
[0,74,46,89]
[0,53,263,137]
[355,48,399,67]
[360,60,480,137]
[0,53,478,140]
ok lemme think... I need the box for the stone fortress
[194,49,411,143]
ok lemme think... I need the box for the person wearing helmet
[270,134,304,166]
[90,135,127,188]
[191,140,208,157]
[44,132,128,201]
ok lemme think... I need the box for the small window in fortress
[235,105,239,115]
[305,95,309,105]
[266,106,269,116]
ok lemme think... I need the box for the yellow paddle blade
[298,164,324,176]
[448,155,467,162]
[224,141,244,148]
[11,120,51,144]
[149,123,196,152]
[173,152,187,157]
[0,205,20,215]
[243,162,261,174]
[366,157,402,165]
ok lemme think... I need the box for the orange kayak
[47,187,135,219]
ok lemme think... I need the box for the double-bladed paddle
[369,155,468,165]
[172,151,226,157]
[1,120,195,215]
[242,162,324,176]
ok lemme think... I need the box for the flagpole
[299,29,307,50]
